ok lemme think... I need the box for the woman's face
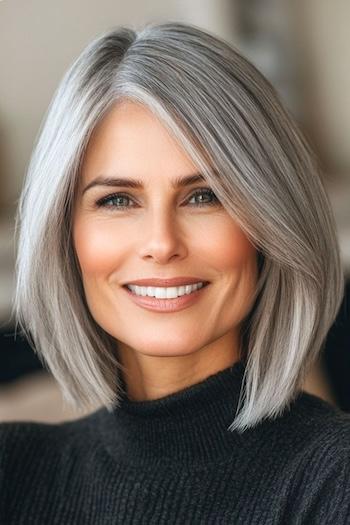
[73,100,258,368]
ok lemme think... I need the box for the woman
[1,21,350,524]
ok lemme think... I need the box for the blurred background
[0,0,349,423]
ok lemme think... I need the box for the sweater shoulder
[0,407,107,485]
[0,405,105,443]
[271,391,350,461]
[273,394,350,522]
[250,392,350,481]
[292,391,350,446]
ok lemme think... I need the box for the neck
[115,332,242,402]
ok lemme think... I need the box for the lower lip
[122,284,210,312]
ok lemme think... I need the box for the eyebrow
[82,172,207,195]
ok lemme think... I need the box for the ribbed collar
[100,361,247,467]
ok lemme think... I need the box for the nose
[138,206,187,264]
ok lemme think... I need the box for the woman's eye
[95,188,220,210]
[187,189,219,207]
[96,193,132,209]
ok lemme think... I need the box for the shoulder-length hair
[11,21,344,432]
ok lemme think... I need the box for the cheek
[73,218,125,277]
[204,220,258,324]
[203,219,256,270]
[207,221,258,315]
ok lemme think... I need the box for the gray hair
[11,21,345,432]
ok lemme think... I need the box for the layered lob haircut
[12,21,345,432]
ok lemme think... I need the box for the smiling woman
[72,100,258,401]
[2,21,350,525]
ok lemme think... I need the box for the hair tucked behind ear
[11,21,345,432]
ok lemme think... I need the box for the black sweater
[1,360,350,524]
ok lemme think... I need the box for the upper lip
[124,277,210,287]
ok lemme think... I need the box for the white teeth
[127,282,205,299]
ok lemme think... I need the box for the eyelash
[95,188,220,210]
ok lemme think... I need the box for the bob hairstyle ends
[12,21,344,432]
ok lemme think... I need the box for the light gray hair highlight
[11,21,345,432]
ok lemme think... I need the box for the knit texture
[1,360,350,524]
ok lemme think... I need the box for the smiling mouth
[122,281,210,299]
[121,280,210,312]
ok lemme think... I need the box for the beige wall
[294,0,350,172]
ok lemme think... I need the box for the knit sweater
[1,361,350,524]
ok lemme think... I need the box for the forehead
[80,100,197,183]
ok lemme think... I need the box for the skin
[72,100,258,401]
